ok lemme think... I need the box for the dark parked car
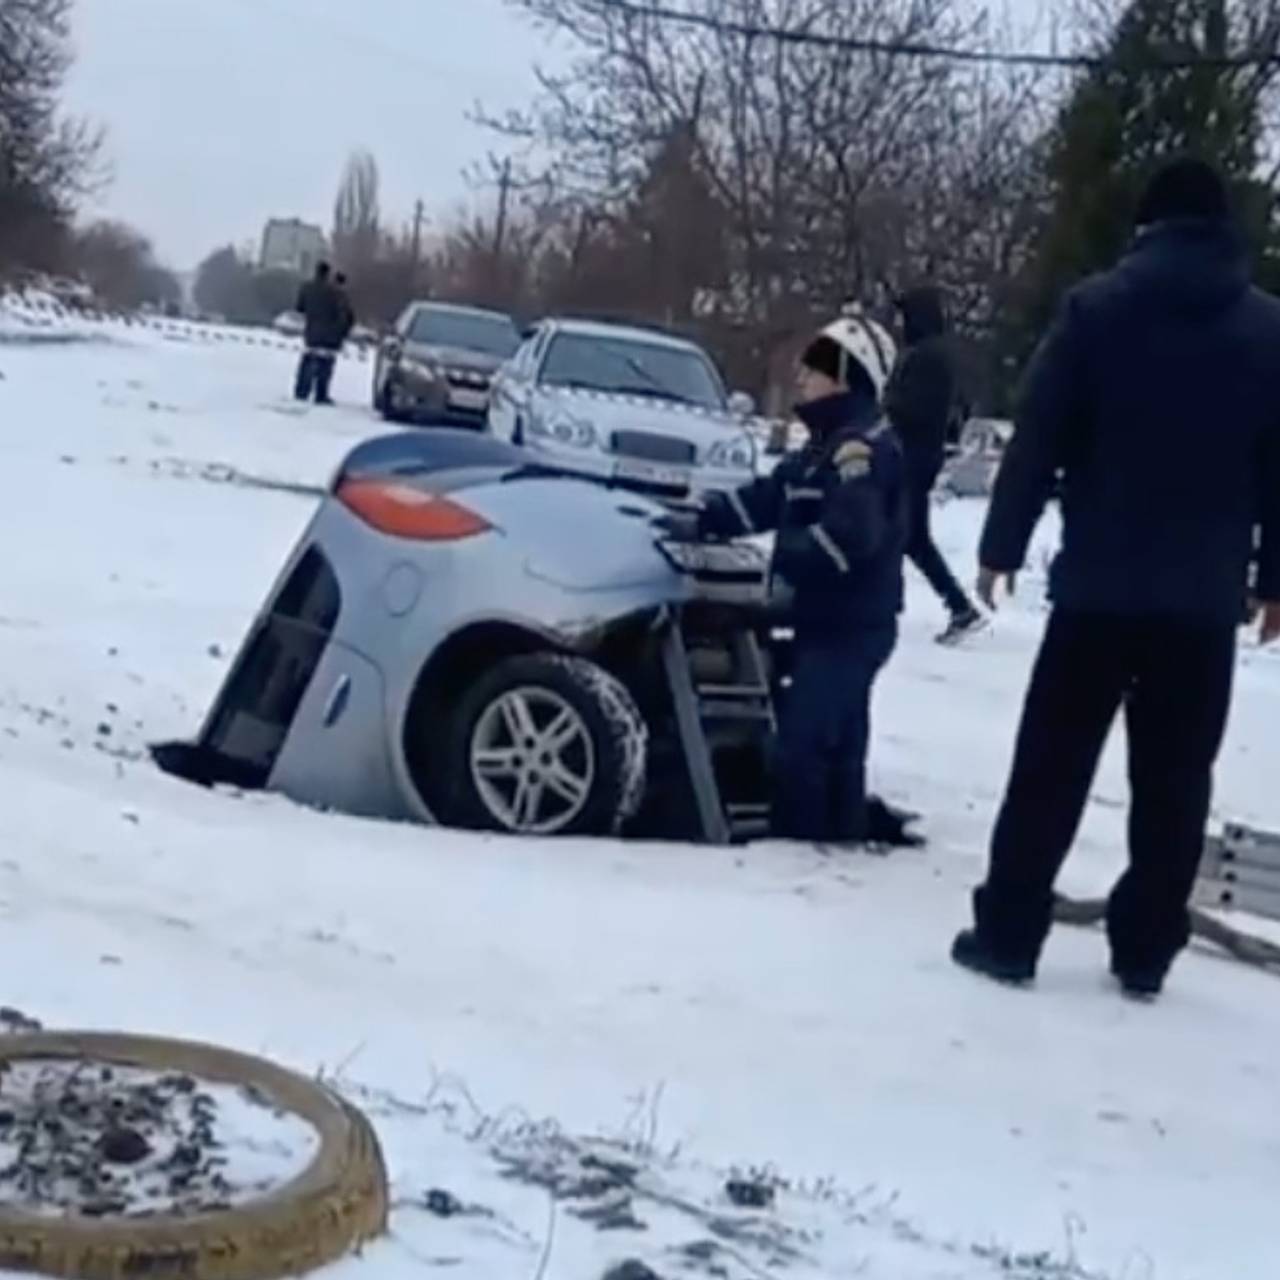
[373,302,520,427]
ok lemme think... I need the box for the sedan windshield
[408,308,520,357]
[540,333,725,409]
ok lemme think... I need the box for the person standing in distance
[333,272,356,348]
[885,285,986,645]
[294,261,348,405]
[693,309,908,846]
[953,158,1280,999]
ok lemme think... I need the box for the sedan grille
[446,368,491,389]
[610,430,696,465]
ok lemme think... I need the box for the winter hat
[1135,158,1230,227]
[800,334,846,382]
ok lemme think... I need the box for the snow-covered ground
[0,313,1277,1280]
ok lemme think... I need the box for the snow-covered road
[0,313,1277,1280]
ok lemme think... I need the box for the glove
[654,509,703,543]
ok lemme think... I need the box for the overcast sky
[64,0,556,269]
[65,0,1047,273]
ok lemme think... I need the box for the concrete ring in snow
[0,1032,388,1280]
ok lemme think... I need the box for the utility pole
[493,159,513,261]
[487,159,514,306]
[410,199,425,292]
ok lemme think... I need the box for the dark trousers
[907,468,970,616]
[294,351,336,403]
[976,610,1236,973]
[773,625,897,843]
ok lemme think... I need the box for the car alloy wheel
[437,653,647,839]
[469,686,596,834]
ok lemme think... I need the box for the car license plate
[614,458,690,490]
[449,388,489,412]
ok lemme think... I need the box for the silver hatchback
[153,429,774,840]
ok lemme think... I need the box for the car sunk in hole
[373,302,521,427]
[487,317,760,503]
[152,429,776,842]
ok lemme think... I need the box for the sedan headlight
[706,433,757,472]
[531,412,599,450]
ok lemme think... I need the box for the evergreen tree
[1023,0,1280,335]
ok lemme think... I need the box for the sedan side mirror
[382,335,403,360]
[728,391,756,417]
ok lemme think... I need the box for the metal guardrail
[1,294,372,362]
[1198,824,1280,922]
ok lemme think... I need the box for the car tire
[0,1032,388,1280]
[439,654,647,838]
[377,374,409,424]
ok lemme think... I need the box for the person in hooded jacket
[695,310,909,845]
[885,286,985,645]
[953,158,1280,999]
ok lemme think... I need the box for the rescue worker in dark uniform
[696,310,908,844]
[294,261,350,405]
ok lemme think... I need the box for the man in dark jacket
[953,159,1280,998]
[886,286,984,644]
[697,310,909,844]
[294,262,349,405]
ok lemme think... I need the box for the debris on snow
[602,1263,664,1280]
[422,1187,464,1218]
[724,1178,775,1210]
[0,1060,319,1218]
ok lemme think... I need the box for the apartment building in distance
[260,218,327,276]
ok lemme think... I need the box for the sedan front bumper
[389,365,492,423]
[523,438,754,503]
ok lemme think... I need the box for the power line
[590,0,1280,72]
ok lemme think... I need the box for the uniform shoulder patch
[834,439,872,479]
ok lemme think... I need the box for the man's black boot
[951,929,1036,986]
[1111,961,1167,1002]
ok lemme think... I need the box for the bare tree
[484,0,1049,400]
[0,0,103,277]
[332,149,382,265]
[431,180,564,316]
[74,220,180,312]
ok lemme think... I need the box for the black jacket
[885,287,956,478]
[296,278,352,352]
[701,389,908,636]
[981,218,1280,623]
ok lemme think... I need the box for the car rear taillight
[336,479,492,541]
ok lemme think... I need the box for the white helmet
[817,304,898,400]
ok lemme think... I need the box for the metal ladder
[660,608,776,845]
